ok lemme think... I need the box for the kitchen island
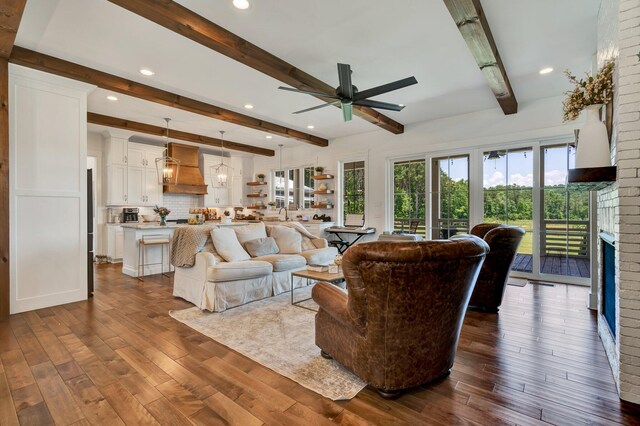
[120,221,251,278]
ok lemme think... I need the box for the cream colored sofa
[172,222,338,312]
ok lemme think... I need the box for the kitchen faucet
[278,207,288,221]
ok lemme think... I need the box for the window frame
[271,165,314,209]
[338,156,368,226]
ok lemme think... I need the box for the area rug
[169,288,366,400]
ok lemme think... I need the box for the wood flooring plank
[155,378,206,417]
[31,361,85,425]
[204,391,264,426]
[0,359,19,426]
[65,374,125,426]
[145,396,194,426]
[99,381,160,426]
[0,349,34,390]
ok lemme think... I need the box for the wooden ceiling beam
[88,112,275,157]
[107,0,405,134]
[9,47,328,147]
[443,0,517,115]
[0,0,27,58]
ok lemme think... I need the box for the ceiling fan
[278,63,418,122]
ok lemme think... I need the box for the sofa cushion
[234,222,267,245]
[211,228,250,262]
[207,260,273,282]
[269,226,302,254]
[253,254,306,272]
[244,237,279,257]
[299,247,339,266]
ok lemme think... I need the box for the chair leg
[320,350,333,360]
[376,388,403,400]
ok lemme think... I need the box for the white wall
[10,65,95,314]
[254,95,581,234]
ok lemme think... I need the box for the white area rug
[169,288,366,400]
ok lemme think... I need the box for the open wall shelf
[568,166,616,191]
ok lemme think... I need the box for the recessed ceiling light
[233,0,250,10]
[266,135,273,139]
[106,95,118,101]
[244,104,254,109]
[539,67,554,75]
[139,68,155,76]
[398,103,405,107]
[307,125,315,129]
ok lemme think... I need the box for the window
[342,161,365,220]
[429,155,469,239]
[393,159,426,235]
[272,167,313,209]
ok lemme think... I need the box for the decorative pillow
[244,237,280,258]
[270,226,302,254]
[301,235,316,251]
[234,222,267,245]
[210,228,250,262]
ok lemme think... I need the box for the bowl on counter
[142,214,158,222]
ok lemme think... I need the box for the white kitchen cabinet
[127,144,147,167]
[300,222,335,239]
[127,166,145,205]
[145,168,162,206]
[106,135,128,166]
[106,141,163,206]
[107,225,124,262]
[107,164,128,205]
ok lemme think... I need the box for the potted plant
[267,201,277,211]
[562,61,614,169]
[314,166,324,175]
[222,210,232,224]
[256,173,266,183]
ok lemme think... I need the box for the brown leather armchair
[467,223,525,313]
[312,236,489,399]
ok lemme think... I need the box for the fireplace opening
[600,231,616,337]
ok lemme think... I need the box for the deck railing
[393,218,469,239]
[541,219,590,258]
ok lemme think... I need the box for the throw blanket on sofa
[171,225,221,268]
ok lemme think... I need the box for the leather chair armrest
[312,282,357,329]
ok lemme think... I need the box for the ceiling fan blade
[342,102,353,122]
[353,99,405,111]
[353,76,418,101]
[278,86,340,99]
[292,101,339,114]
[337,63,353,99]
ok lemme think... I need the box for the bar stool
[138,234,172,281]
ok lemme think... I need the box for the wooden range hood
[163,143,208,195]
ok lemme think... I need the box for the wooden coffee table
[290,268,345,310]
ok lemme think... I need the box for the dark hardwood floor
[512,254,591,278]
[1,263,639,425]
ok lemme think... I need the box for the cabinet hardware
[124,156,127,164]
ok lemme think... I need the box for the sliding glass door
[429,155,469,239]
[540,144,591,279]
[482,148,534,273]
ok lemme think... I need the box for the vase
[160,216,166,226]
[575,104,611,169]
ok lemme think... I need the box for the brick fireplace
[596,0,640,404]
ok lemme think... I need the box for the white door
[145,168,162,206]
[107,164,128,205]
[128,167,145,205]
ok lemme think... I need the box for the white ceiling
[16,0,601,153]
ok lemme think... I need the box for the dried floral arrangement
[562,61,614,121]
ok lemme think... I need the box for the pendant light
[155,118,180,185]
[210,131,232,187]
